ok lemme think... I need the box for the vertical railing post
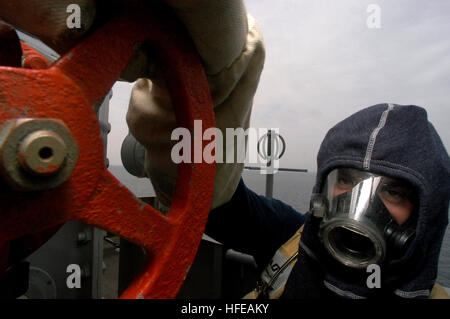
[265,130,274,198]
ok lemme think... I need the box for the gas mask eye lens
[334,169,368,195]
[379,186,409,205]
[336,178,354,191]
[318,168,417,268]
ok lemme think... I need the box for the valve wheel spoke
[78,171,173,250]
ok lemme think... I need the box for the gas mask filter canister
[310,168,417,269]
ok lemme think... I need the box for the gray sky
[108,0,450,172]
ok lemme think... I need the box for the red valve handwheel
[0,8,216,299]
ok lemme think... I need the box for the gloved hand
[126,1,265,210]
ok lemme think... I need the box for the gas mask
[310,168,417,269]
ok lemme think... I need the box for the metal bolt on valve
[0,118,79,191]
[18,130,68,176]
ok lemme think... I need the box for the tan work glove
[127,1,265,210]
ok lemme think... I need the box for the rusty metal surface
[0,9,215,299]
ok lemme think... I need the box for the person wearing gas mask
[207,103,450,299]
[0,0,448,300]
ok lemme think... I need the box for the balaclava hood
[283,103,450,299]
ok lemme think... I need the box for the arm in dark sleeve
[204,178,306,268]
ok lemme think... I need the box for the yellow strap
[243,225,304,299]
[243,225,450,300]
[429,283,450,299]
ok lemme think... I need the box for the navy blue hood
[285,103,449,299]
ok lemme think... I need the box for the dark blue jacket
[205,178,306,270]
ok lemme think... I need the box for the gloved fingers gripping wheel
[0,8,216,299]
